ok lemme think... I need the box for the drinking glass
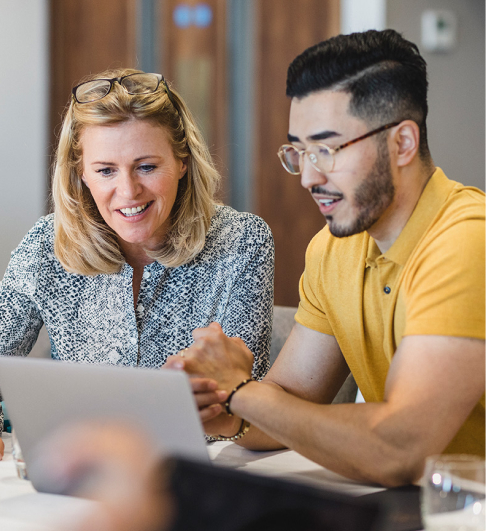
[421,454,485,531]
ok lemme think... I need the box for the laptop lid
[0,357,209,492]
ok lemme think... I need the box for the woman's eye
[95,167,114,177]
[139,164,156,173]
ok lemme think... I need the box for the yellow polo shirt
[295,168,485,456]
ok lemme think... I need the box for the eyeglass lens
[280,145,333,174]
[75,80,112,103]
[75,74,160,103]
[121,74,160,94]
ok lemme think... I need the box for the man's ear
[391,120,420,167]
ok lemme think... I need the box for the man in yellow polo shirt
[169,29,485,486]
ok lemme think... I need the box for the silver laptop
[0,357,209,492]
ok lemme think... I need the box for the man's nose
[300,156,328,190]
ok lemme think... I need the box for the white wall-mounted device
[421,9,457,53]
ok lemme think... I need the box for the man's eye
[317,146,331,156]
[96,167,114,177]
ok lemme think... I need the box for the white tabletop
[0,434,97,531]
[0,433,384,531]
[208,440,384,496]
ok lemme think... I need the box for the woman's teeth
[120,203,149,216]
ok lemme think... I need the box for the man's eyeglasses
[277,122,400,175]
[72,72,178,109]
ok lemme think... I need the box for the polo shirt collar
[368,167,454,267]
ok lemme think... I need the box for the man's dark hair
[287,29,430,159]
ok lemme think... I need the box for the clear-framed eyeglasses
[72,72,178,109]
[277,122,400,175]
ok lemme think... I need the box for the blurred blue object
[173,4,192,28]
[194,4,212,27]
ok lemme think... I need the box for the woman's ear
[81,175,90,189]
[392,120,420,167]
[179,158,188,180]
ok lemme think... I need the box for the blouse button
[129,336,137,345]
[143,271,151,279]
[384,286,391,294]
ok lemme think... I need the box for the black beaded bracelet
[225,378,255,416]
[214,419,251,442]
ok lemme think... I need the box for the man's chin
[327,220,366,239]
[326,218,356,238]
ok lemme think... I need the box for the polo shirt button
[384,286,391,294]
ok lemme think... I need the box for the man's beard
[326,142,395,238]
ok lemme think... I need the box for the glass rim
[425,454,485,471]
[277,143,334,175]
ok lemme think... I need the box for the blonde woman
[0,69,274,441]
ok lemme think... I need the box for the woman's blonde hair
[53,68,220,275]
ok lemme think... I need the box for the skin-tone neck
[119,242,155,308]
[364,116,436,253]
[368,155,435,254]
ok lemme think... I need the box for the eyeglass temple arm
[334,122,400,153]
[161,77,178,110]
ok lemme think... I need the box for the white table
[0,433,97,531]
[0,433,385,531]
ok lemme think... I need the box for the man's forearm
[231,381,432,487]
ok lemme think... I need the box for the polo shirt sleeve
[401,211,485,340]
[295,231,334,336]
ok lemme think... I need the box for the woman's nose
[117,172,142,198]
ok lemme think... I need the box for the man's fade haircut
[286,29,430,159]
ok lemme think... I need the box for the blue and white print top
[0,205,274,433]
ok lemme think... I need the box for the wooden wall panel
[254,0,340,307]
[49,0,137,187]
[49,0,340,308]
[160,0,228,201]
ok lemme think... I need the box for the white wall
[342,0,485,191]
[341,0,386,33]
[387,0,485,191]
[0,0,49,277]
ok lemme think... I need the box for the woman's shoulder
[23,213,55,239]
[2,215,56,291]
[209,205,273,243]
[8,214,55,265]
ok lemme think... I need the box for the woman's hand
[163,358,228,422]
[165,323,255,435]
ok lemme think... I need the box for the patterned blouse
[0,205,274,432]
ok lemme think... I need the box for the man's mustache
[310,186,343,199]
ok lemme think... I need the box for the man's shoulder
[424,180,485,244]
[444,181,485,220]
